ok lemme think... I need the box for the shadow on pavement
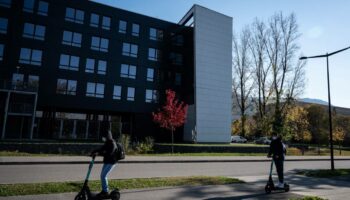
[174,183,301,200]
[204,192,294,200]
[172,171,350,200]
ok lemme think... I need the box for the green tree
[332,127,345,155]
[285,106,312,143]
[265,13,306,134]
[306,105,328,149]
[334,115,350,146]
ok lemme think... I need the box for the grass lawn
[297,169,350,178]
[0,176,243,197]
[139,152,267,156]
[0,151,269,157]
[2,149,350,157]
[156,143,268,147]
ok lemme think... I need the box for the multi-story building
[0,0,232,143]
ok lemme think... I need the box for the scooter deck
[265,175,290,193]
[89,191,120,200]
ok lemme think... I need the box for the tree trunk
[171,128,174,154]
[241,115,246,137]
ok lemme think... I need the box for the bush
[119,134,131,153]
[133,137,155,154]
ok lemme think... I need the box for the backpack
[114,143,125,161]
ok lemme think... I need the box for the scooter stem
[85,156,95,182]
[269,159,274,177]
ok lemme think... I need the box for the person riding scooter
[91,130,118,198]
[267,133,286,188]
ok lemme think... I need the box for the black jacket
[92,140,118,164]
[268,137,286,160]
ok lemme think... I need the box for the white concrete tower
[180,5,233,143]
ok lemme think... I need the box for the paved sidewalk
[0,183,302,200]
[1,155,350,164]
[238,174,350,200]
[2,174,350,200]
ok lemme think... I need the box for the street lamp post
[300,46,350,171]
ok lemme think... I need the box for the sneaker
[276,182,284,188]
[96,191,109,198]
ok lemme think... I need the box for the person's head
[271,132,278,140]
[101,130,113,142]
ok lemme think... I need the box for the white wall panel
[193,5,232,143]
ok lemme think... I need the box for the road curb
[1,158,350,165]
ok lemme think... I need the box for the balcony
[0,80,38,93]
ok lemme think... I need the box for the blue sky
[94,0,350,108]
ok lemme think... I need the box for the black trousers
[274,159,284,183]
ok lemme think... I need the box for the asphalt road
[1,160,349,184]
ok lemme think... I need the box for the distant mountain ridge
[298,98,350,116]
[298,98,329,106]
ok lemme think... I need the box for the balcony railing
[0,80,38,92]
[8,103,35,114]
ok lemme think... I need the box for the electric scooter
[265,159,290,194]
[75,155,120,200]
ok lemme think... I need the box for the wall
[193,5,233,143]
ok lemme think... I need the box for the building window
[102,16,111,30]
[37,1,48,16]
[0,18,8,34]
[85,58,94,73]
[122,43,138,57]
[147,68,154,82]
[23,0,35,13]
[12,73,24,88]
[169,52,183,65]
[86,82,104,98]
[175,73,182,85]
[23,23,46,40]
[0,44,4,61]
[132,23,140,37]
[62,30,82,47]
[171,34,184,46]
[149,28,163,41]
[90,13,99,27]
[113,85,121,100]
[0,0,11,8]
[85,58,106,75]
[97,60,107,75]
[91,36,109,52]
[56,79,77,95]
[118,20,127,33]
[145,89,158,103]
[148,48,161,61]
[127,87,135,101]
[19,48,42,66]
[59,54,79,71]
[28,75,39,89]
[120,64,136,79]
[65,7,84,24]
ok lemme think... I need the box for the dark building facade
[0,0,194,141]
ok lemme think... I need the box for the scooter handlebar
[89,153,97,159]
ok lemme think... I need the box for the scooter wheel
[74,191,87,200]
[265,185,272,194]
[111,191,120,200]
[284,184,290,192]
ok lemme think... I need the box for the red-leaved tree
[152,89,188,154]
